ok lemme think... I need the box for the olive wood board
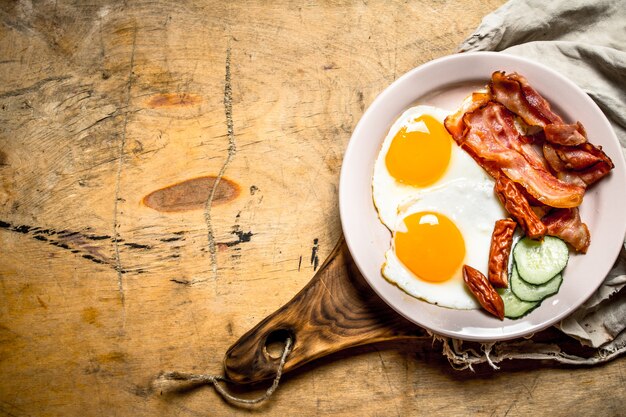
[223,238,427,384]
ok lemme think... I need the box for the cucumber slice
[497,286,539,319]
[510,265,563,302]
[513,236,568,285]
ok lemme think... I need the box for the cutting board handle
[223,238,425,384]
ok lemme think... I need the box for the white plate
[339,52,626,342]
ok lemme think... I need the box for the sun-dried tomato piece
[488,219,517,288]
[463,265,505,320]
[494,174,547,239]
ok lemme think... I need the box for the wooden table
[1,1,623,415]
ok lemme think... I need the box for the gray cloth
[440,0,626,368]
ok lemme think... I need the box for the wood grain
[1,1,624,416]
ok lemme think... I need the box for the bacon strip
[553,143,605,170]
[458,102,585,208]
[542,142,566,172]
[543,142,614,186]
[544,122,587,146]
[444,90,491,139]
[488,218,517,288]
[494,175,547,239]
[574,161,614,186]
[542,208,590,253]
[489,71,563,127]
[542,143,586,187]
[489,71,613,188]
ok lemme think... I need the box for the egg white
[372,105,492,229]
[382,180,507,309]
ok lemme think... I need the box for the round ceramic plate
[339,52,626,342]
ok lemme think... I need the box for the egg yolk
[395,211,465,283]
[385,115,452,186]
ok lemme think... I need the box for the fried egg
[372,105,507,309]
[372,105,492,229]
[382,181,507,309]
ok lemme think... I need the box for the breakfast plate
[339,51,626,342]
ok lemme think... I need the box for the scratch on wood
[0,75,71,99]
[82,254,106,264]
[504,399,518,416]
[36,295,48,309]
[88,234,113,240]
[170,278,192,286]
[357,90,365,112]
[377,350,401,417]
[113,24,138,314]
[298,255,302,271]
[0,219,119,268]
[160,236,183,242]
[222,224,253,247]
[123,242,151,249]
[77,109,119,133]
[146,92,201,108]
[204,38,237,281]
[310,238,319,271]
[0,400,28,417]
[126,383,154,398]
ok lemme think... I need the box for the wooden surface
[0,1,624,416]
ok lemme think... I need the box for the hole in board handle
[263,329,294,360]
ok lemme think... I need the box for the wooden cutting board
[1,1,624,416]
[223,238,426,384]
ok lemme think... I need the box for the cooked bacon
[542,143,586,187]
[556,172,588,188]
[489,71,563,127]
[553,143,605,170]
[457,102,585,208]
[544,122,587,146]
[542,208,590,253]
[573,160,614,186]
[543,142,566,172]
[494,175,547,239]
[444,90,491,139]
[543,142,614,186]
[455,142,502,178]
[517,183,546,207]
[470,99,549,171]
[489,72,612,188]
